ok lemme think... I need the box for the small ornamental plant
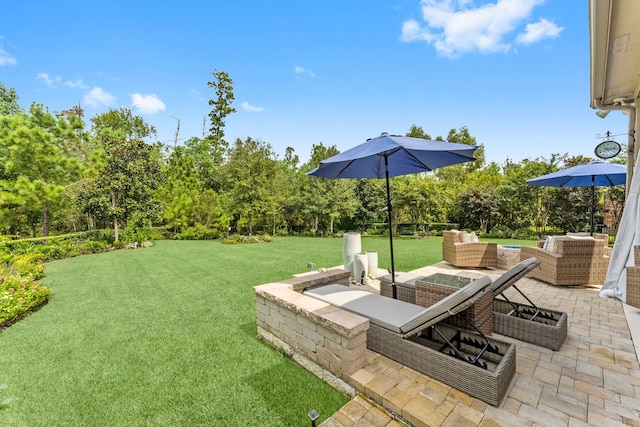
[0,257,51,329]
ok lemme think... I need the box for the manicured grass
[0,236,532,426]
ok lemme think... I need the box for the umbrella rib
[330,158,359,177]
[400,148,471,172]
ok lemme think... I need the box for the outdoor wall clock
[594,139,622,159]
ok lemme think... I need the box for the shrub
[222,234,273,244]
[81,240,110,254]
[0,231,117,261]
[0,263,51,328]
[5,254,44,280]
[428,223,460,234]
[177,225,220,240]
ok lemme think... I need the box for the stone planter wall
[254,269,368,396]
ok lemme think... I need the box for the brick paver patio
[320,262,640,426]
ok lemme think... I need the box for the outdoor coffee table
[416,273,493,335]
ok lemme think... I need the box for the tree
[183,136,221,190]
[405,124,432,140]
[156,146,202,231]
[453,187,497,233]
[85,108,163,241]
[522,154,566,235]
[221,137,280,235]
[491,159,536,235]
[551,155,595,233]
[300,143,357,234]
[157,146,230,233]
[91,106,156,140]
[0,103,83,236]
[266,147,300,235]
[434,127,485,182]
[394,174,444,234]
[0,82,23,115]
[206,69,236,165]
[353,179,386,233]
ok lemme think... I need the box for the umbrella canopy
[526,160,626,234]
[307,132,477,298]
[526,160,626,188]
[308,133,478,179]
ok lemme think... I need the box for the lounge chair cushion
[304,285,423,333]
[304,276,492,336]
[491,257,541,296]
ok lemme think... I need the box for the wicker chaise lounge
[303,278,516,406]
[492,257,568,350]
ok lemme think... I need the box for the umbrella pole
[590,177,595,236]
[384,154,397,299]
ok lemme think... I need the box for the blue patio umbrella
[526,160,626,235]
[307,132,477,298]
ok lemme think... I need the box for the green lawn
[0,236,532,426]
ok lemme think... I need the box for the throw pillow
[546,236,559,253]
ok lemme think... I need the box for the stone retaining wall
[253,269,368,396]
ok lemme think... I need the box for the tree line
[0,72,625,241]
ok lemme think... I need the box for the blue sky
[0,1,630,165]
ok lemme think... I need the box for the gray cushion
[304,284,423,333]
[304,276,492,335]
[400,276,491,334]
[491,257,540,296]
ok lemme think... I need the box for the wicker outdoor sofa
[442,230,498,268]
[303,278,516,406]
[519,234,610,286]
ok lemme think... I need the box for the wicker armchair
[566,232,612,257]
[442,230,498,268]
[520,236,609,286]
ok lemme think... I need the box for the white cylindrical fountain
[366,251,378,278]
[342,232,361,277]
[353,253,369,284]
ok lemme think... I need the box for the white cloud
[516,18,563,45]
[188,88,205,102]
[294,65,315,77]
[64,78,89,90]
[0,37,16,66]
[0,48,16,66]
[241,101,265,112]
[83,87,116,108]
[36,72,61,87]
[401,0,554,57]
[131,93,166,114]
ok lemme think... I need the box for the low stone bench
[253,269,368,395]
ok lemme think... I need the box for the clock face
[595,140,621,159]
